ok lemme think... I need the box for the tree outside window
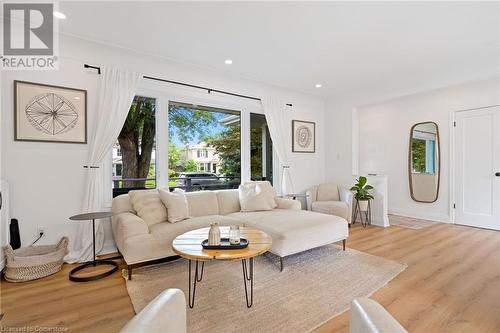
[113,96,156,192]
[412,138,426,173]
[412,138,436,174]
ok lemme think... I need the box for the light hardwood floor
[1,222,499,332]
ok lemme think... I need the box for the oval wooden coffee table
[172,226,272,308]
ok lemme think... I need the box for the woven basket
[3,237,68,282]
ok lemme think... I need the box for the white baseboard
[371,217,389,227]
[100,239,117,255]
[388,209,450,223]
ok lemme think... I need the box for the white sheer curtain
[261,96,295,195]
[65,67,142,263]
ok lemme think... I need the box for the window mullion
[241,110,251,182]
[157,96,169,189]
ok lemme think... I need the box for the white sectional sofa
[112,188,348,279]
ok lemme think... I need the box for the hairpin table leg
[188,260,203,308]
[241,258,254,308]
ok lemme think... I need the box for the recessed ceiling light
[53,11,66,19]
[74,96,80,100]
[315,83,322,88]
[224,59,233,65]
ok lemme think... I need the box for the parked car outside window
[177,172,224,190]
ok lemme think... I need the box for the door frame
[449,104,500,225]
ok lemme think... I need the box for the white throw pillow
[243,181,277,209]
[159,188,190,223]
[239,183,274,212]
[128,189,168,226]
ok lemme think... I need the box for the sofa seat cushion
[227,209,348,257]
[311,201,349,220]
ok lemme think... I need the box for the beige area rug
[389,214,439,230]
[123,245,406,333]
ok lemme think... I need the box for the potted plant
[350,176,374,211]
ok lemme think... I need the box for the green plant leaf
[351,176,375,199]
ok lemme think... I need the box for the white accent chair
[120,289,186,333]
[306,182,354,224]
[349,298,407,333]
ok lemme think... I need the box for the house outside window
[197,149,208,158]
[185,143,219,173]
[168,102,241,191]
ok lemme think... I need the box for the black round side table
[68,211,118,282]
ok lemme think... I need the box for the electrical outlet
[38,226,45,235]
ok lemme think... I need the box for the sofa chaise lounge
[112,188,348,279]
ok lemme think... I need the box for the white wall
[326,77,500,222]
[1,57,98,250]
[325,100,358,187]
[1,35,326,251]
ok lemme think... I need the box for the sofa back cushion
[112,194,136,215]
[317,183,340,201]
[214,189,240,215]
[185,191,219,217]
[128,189,168,226]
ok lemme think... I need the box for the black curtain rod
[84,64,293,106]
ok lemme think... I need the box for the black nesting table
[68,211,118,282]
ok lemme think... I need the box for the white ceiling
[59,1,500,100]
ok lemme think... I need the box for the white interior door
[454,106,500,230]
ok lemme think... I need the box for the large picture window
[111,96,274,195]
[168,102,241,191]
[112,96,156,196]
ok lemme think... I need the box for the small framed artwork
[292,120,315,153]
[14,80,87,144]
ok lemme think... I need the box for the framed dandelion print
[292,120,315,153]
[14,80,87,144]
